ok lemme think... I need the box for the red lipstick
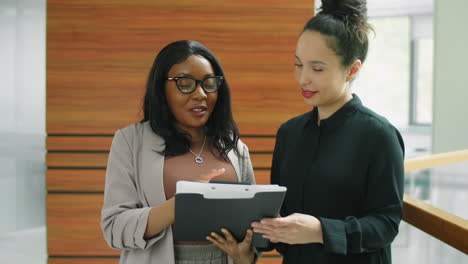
[302,90,318,98]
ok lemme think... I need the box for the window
[354,14,433,129]
[354,16,411,128]
[410,15,433,126]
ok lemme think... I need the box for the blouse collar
[305,94,362,132]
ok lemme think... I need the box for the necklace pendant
[195,156,204,164]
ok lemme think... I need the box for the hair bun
[319,0,367,19]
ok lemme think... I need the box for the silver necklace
[188,136,206,164]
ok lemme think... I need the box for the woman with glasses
[252,0,405,263]
[101,40,256,264]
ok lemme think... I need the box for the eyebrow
[175,72,216,78]
[295,55,327,65]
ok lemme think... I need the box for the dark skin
[207,228,255,264]
[162,55,255,263]
[145,168,255,263]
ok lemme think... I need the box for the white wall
[432,0,468,153]
[0,0,46,234]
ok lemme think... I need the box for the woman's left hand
[251,213,323,245]
[207,228,254,264]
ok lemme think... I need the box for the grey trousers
[174,244,228,264]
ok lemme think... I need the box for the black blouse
[270,95,405,264]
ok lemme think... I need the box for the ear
[346,59,362,82]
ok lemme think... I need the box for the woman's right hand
[197,168,226,182]
[207,228,255,264]
[251,213,323,245]
[144,168,225,239]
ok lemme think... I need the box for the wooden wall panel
[241,137,276,153]
[47,194,115,256]
[47,153,108,168]
[47,0,313,262]
[49,259,119,264]
[255,170,271,185]
[47,136,276,153]
[47,169,106,192]
[47,0,312,135]
[258,257,283,264]
[47,136,113,151]
[47,152,273,169]
[47,194,283,258]
[46,169,270,192]
[49,257,282,264]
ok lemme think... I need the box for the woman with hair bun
[252,0,405,263]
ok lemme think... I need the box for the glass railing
[393,221,466,263]
[405,161,468,218]
[398,150,468,259]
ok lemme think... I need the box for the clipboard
[174,181,287,249]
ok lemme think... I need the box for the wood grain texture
[47,152,273,169]
[47,136,275,152]
[47,194,116,256]
[258,257,283,263]
[47,136,113,151]
[242,137,276,153]
[261,250,282,256]
[47,0,314,261]
[403,194,468,254]
[47,153,109,168]
[251,154,272,169]
[47,0,313,135]
[47,193,282,256]
[254,170,271,185]
[47,169,270,192]
[47,169,106,192]
[48,256,281,264]
[49,259,119,264]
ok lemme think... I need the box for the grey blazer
[101,122,255,264]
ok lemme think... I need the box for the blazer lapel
[227,147,241,183]
[140,122,167,206]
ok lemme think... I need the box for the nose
[297,68,311,88]
[192,83,207,100]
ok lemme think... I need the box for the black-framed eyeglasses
[167,76,224,94]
